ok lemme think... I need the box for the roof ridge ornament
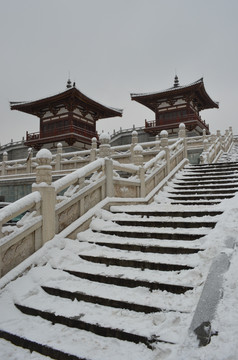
[66,78,72,89]
[174,75,179,88]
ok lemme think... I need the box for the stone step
[174,179,238,186]
[64,269,194,294]
[15,304,166,349]
[181,174,238,181]
[113,219,216,228]
[79,254,194,271]
[188,162,238,169]
[83,240,203,254]
[110,209,223,217]
[168,194,234,201]
[182,172,238,178]
[0,330,85,360]
[168,189,238,195]
[184,167,238,174]
[94,229,205,241]
[170,201,221,206]
[173,183,238,190]
[42,285,179,314]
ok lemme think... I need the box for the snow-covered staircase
[1,161,238,359]
[163,162,238,205]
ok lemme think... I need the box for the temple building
[10,80,123,150]
[131,76,219,136]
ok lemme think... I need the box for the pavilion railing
[145,115,209,131]
[26,125,98,142]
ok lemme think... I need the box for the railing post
[155,134,160,150]
[133,144,143,166]
[105,158,114,197]
[55,143,62,171]
[211,134,216,143]
[26,147,33,173]
[99,133,111,158]
[139,166,146,197]
[90,137,97,162]
[32,149,56,245]
[203,139,209,151]
[165,147,170,175]
[130,130,138,160]
[216,130,221,138]
[160,130,170,175]
[1,151,8,176]
[178,123,187,158]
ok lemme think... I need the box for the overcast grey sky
[0,0,237,145]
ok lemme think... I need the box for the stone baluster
[155,134,160,150]
[1,151,8,176]
[32,149,55,245]
[160,130,170,175]
[178,123,187,158]
[203,138,209,151]
[211,133,216,144]
[139,166,146,197]
[199,153,205,164]
[216,130,221,138]
[202,129,206,140]
[130,130,138,160]
[133,144,143,166]
[178,123,186,138]
[90,137,97,162]
[99,133,111,158]
[105,158,114,197]
[229,126,233,134]
[55,143,62,171]
[26,147,33,173]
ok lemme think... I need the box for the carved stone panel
[2,235,35,276]
[58,202,79,232]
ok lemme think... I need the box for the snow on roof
[131,78,204,98]
[10,86,123,116]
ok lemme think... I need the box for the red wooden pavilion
[10,80,123,150]
[131,76,219,136]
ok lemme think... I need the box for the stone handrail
[0,191,42,276]
[200,128,233,164]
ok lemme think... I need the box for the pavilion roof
[10,86,123,119]
[131,78,219,112]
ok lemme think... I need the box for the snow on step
[77,236,201,268]
[90,217,210,236]
[14,287,190,342]
[35,266,198,312]
[77,230,204,257]
[0,298,160,360]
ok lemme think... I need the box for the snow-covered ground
[0,144,238,359]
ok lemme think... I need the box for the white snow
[36,148,52,160]
[0,143,238,359]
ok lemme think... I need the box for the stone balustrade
[0,128,189,277]
[200,127,233,164]
[0,124,232,179]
